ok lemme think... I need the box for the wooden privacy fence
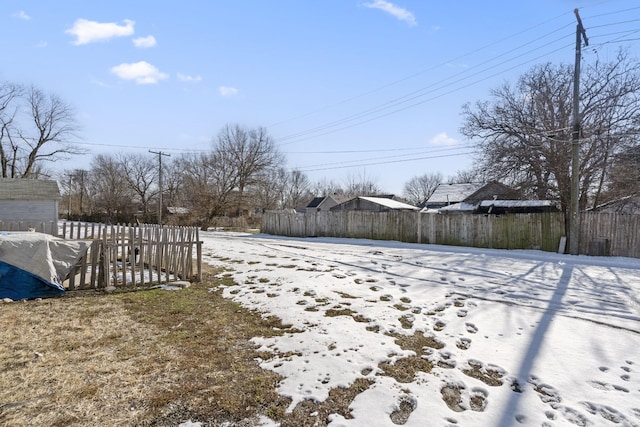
[261,210,640,258]
[579,212,640,258]
[58,222,202,291]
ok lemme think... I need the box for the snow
[200,231,640,427]
[478,200,557,208]
[358,197,419,210]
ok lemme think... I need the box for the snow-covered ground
[200,231,640,427]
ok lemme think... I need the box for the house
[589,196,640,214]
[300,194,351,212]
[330,196,418,212]
[424,181,558,215]
[0,178,61,235]
[422,183,485,209]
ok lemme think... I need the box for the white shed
[0,178,61,235]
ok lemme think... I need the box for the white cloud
[66,18,135,45]
[177,73,202,83]
[428,132,457,146]
[13,10,31,20]
[110,61,168,84]
[35,41,48,48]
[363,0,417,26]
[133,35,157,48]
[218,86,238,97]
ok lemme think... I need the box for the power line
[297,151,475,173]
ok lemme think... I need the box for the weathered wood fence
[57,222,203,291]
[0,220,57,235]
[261,210,640,258]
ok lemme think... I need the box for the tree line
[3,48,640,225]
[61,124,399,227]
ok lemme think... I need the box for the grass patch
[390,331,445,353]
[281,378,374,426]
[378,356,433,383]
[0,267,293,426]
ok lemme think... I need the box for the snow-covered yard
[200,231,640,427]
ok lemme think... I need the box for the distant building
[330,196,418,212]
[588,196,640,214]
[422,183,485,209]
[423,182,558,215]
[300,194,351,212]
[0,178,61,234]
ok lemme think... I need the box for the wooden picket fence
[58,222,203,291]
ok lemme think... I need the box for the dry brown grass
[0,268,296,426]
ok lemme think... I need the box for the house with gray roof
[0,178,61,235]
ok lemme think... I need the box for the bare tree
[311,178,344,197]
[343,171,383,197]
[282,170,313,208]
[214,124,284,215]
[0,83,83,178]
[0,82,24,177]
[461,51,640,212]
[402,172,443,205]
[252,167,288,211]
[175,152,239,229]
[118,153,158,221]
[88,154,135,222]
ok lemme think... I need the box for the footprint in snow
[440,383,488,413]
[465,323,478,334]
[389,395,417,425]
[586,380,629,393]
[582,401,632,425]
[456,337,472,350]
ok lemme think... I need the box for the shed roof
[359,196,419,210]
[478,200,557,208]
[426,183,484,205]
[0,178,61,201]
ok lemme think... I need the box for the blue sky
[2,1,639,194]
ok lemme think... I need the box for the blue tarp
[0,232,90,300]
[0,260,65,300]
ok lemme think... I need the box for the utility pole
[569,8,588,255]
[149,150,171,226]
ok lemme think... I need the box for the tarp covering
[0,232,91,300]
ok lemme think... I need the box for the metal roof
[0,178,61,201]
[359,196,418,210]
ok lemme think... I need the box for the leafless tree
[175,152,239,229]
[311,178,344,197]
[281,170,313,208]
[214,124,284,215]
[0,82,83,178]
[118,153,158,221]
[461,51,640,212]
[343,171,383,197]
[252,167,288,211]
[88,154,135,222]
[402,172,443,205]
[600,146,640,203]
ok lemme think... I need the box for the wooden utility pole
[569,9,588,255]
[149,150,171,226]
